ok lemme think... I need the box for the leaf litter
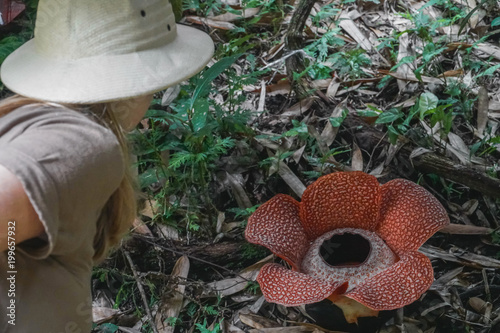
[91,0,500,332]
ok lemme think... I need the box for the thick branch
[344,115,500,198]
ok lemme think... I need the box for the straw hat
[0,0,214,104]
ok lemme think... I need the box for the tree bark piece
[410,153,500,198]
[344,115,500,198]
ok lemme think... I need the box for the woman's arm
[0,164,44,252]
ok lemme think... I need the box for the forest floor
[2,0,500,332]
[89,0,500,332]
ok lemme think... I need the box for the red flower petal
[245,194,309,270]
[257,263,348,306]
[346,251,434,310]
[376,179,449,254]
[300,172,381,239]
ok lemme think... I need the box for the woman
[0,0,214,331]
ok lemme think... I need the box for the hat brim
[0,25,214,104]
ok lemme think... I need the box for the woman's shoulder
[0,103,119,148]
[1,103,106,130]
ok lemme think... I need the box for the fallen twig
[123,249,160,333]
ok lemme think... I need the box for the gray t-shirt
[0,104,124,332]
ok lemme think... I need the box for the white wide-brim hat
[0,0,214,104]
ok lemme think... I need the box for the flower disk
[301,228,398,292]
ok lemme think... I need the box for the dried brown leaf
[266,80,292,96]
[157,224,179,241]
[320,101,346,146]
[378,69,443,84]
[206,255,273,298]
[93,307,121,325]
[476,43,500,61]
[338,17,372,51]
[239,313,281,329]
[225,172,253,209]
[185,16,236,30]
[209,7,260,22]
[258,80,266,113]
[421,245,500,269]
[439,224,493,235]
[293,145,307,164]
[155,256,190,333]
[132,218,153,236]
[477,85,489,137]
[277,161,306,197]
[351,143,363,171]
[282,97,316,117]
[141,200,158,219]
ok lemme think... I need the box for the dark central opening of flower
[319,233,371,267]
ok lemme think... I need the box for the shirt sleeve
[0,105,125,259]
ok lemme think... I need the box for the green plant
[492,230,500,244]
[183,0,225,16]
[241,242,269,260]
[181,297,226,332]
[329,48,372,80]
[166,316,182,327]
[245,281,260,294]
[226,205,259,219]
[311,4,340,26]
[243,0,289,23]
[217,34,256,57]
[195,319,223,333]
[301,29,346,80]
[132,54,259,235]
[417,92,453,138]
[93,323,120,333]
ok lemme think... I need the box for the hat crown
[34,0,176,59]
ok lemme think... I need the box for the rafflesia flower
[245,172,449,311]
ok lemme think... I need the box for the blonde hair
[0,94,137,262]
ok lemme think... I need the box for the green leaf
[488,136,500,144]
[284,120,308,137]
[390,56,416,71]
[418,92,439,118]
[0,36,24,64]
[422,43,447,63]
[191,54,241,109]
[469,141,482,156]
[191,98,209,132]
[492,17,500,27]
[419,0,440,10]
[329,109,348,127]
[139,167,163,188]
[356,109,380,117]
[387,125,400,144]
[458,0,488,36]
[169,151,192,170]
[476,63,500,78]
[375,108,402,124]
[96,323,119,333]
[144,109,170,118]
